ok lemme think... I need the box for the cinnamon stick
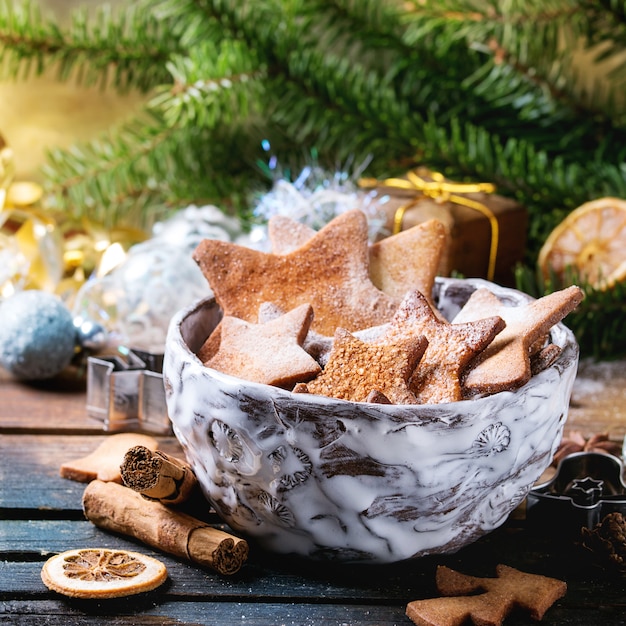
[120,445,198,505]
[83,480,249,575]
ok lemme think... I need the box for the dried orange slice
[538,197,626,289]
[41,548,167,599]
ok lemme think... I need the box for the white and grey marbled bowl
[163,277,579,564]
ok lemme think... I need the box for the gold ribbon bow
[359,169,499,281]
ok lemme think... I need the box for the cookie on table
[59,433,159,484]
[406,564,567,626]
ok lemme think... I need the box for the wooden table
[1,359,625,625]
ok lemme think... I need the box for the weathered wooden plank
[3,358,626,438]
[2,521,625,609]
[2,555,625,612]
[0,599,411,626]
[0,520,221,558]
[2,360,626,626]
[0,558,434,604]
[0,435,184,513]
[2,588,624,626]
[0,521,436,601]
[0,367,94,433]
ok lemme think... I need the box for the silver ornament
[0,290,76,380]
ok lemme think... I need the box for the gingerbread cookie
[379,290,505,404]
[369,218,447,304]
[193,209,397,336]
[268,214,317,254]
[298,327,428,404]
[268,213,448,309]
[406,564,567,626]
[205,303,321,388]
[59,433,159,484]
[453,285,583,395]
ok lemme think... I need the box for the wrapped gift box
[363,169,528,286]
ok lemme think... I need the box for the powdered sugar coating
[205,303,321,388]
[302,327,427,403]
[453,285,583,395]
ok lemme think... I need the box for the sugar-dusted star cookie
[258,300,388,367]
[268,215,317,254]
[452,285,584,395]
[368,218,448,304]
[204,303,321,388]
[268,213,448,310]
[300,327,428,404]
[379,290,505,404]
[194,210,397,336]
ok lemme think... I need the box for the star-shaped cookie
[268,215,316,254]
[301,327,428,404]
[452,285,584,395]
[379,290,505,404]
[268,213,448,310]
[194,209,397,336]
[368,218,447,304]
[204,303,321,388]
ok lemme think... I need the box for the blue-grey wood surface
[1,369,625,626]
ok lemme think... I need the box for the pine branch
[42,113,178,226]
[42,110,270,228]
[406,2,626,143]
[4,1,626,255]
[149,39,266,129]
[0,0,176,91]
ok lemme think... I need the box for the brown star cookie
[258,300,388,367]
[193,209,397,336]
[268,214,317,254]
[452,285,583,395]
[204,303,321,388]
[368,218,448,304]
[379,290,505,404]
[299,327,428,404]
[268,213,448,310]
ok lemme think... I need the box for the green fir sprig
[0,0,175,91]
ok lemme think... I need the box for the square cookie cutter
[86,346,172,435]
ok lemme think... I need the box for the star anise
[552,431,623,466]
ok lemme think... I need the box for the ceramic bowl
[163,277,579,564]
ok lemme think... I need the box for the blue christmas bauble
[0,290,77,380]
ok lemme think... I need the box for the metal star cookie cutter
[86,346,172,434]
[526,451,626,535]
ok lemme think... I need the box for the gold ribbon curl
[359,169,500,282]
